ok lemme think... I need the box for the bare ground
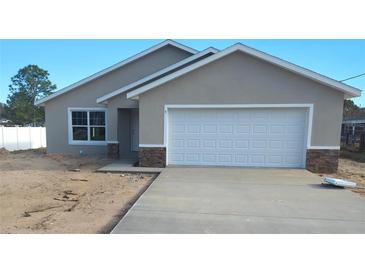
[1,149,364,233]
[0,149,155,233]
[321,158,365,197]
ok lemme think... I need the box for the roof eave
[34,40,198,106]
[96,47,219,104]
[126,43,362,99]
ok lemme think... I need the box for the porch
[97,158,163,173]
[106,107,140,161]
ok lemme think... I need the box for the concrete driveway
[112,168,365,233]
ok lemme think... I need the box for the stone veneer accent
[139,147,166,167]
[107,142,119,159]
[306,149,339,173]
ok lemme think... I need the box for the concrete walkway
[97,160,163,174]
[112,167,365,233]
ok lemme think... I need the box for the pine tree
[6,65,56,126]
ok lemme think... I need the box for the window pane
[90,127,105,141]
[90,111,105,126]
[72,127,88,140]
[72,111,87,125]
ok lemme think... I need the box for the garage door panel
[286,140,303,150]
[285,154,304,165]
[251,140,267,149]
[173,124,185,133]
[218,111,236,121]
[236,124,250,134]
[172,139,185,148]
[186,139,199,148]
[219,124,234,133]
[185,153,200,162]
[287,111,306,121]
[170,153,184,162]
[269,111,287,121]
[251,110,270,122]
[203,124,218,133]
[217,154,233,163]
[252,125,268,136]
[185,111,202,120]
[286,125,304,135]
[203,154,216,163]
[269,124,286,135]
[187,124,201,133]
[235,140,249,149]
[250,154,266,165]
[218,139,233,148]
[267,155,283,165]
[237,112,250,121]
[235,154,248,164]
[168,108,307,168]
[202,139,216,148]
[269,140,283,149]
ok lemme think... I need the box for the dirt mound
[0,148,9,158]
[46,153,111,171]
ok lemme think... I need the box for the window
[68,108,107,144]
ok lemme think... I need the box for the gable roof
[35,40,198,106]
[126,43,362,99]
[96,47,218,104]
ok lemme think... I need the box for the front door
[130,109,139,151]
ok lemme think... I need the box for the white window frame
[67,107,108,145]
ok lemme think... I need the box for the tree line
[343,99,364,118]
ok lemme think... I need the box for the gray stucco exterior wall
[45,45,192,154]
[139,51,345,146]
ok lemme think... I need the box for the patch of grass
[340,148,365,163]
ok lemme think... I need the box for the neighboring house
[342,114,365,149]
[35,40,361,173]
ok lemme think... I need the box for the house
[342,113,365,149]
[35,40,362,173]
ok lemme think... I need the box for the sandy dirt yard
[321,158,365,197]
[0,149,155,234]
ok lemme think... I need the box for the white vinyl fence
[0,126,46,151]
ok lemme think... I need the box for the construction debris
[64,193,86,212]
[70,178,88,182]
[322,177,357,188]
[22,205,63,217]
[54,197,79,202]
[64,202,79,212]
[64,190,78,195]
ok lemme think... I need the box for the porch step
[97,163,163,174]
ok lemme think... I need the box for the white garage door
[167,108,308,168]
